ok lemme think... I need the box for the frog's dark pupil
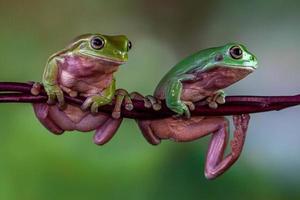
[230,46,243,59]
[91,37,104,49]
[234,48,242,56]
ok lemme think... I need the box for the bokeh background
[0,0,299,199]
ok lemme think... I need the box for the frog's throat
[78,52,126,65]
[193,65,254,90]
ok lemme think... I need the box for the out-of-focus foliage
[0,0,300,199]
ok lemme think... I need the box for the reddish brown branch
[0,82,299,119]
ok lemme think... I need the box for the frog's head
[197,43,258,90]
[208,43,258,70]
[69,33,132,65]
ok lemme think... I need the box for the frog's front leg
[81,79,116,114]
[80,87,129,144]
[43,58,65,108]
[111,89,134,119]
[165,74,196,118]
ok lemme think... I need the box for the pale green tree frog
[32,33,132,145]
[137,43,258,179]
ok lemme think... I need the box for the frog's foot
[231,114,250,158]
[31,82,66,109]
[60,86,78,97]
[43,83,65,109]
[30,82,42,96]
[204,114,250,180]
[182,101,195,111]
[136,119,161,145]
[81,95,110,114]
[111,89,134,119]
[129,92,161,111]
[94,117,123,145]
[169,102,191,119]
[145,95,162,111]
[206,90,225,109]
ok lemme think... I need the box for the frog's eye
[229,46,243,59]
[90,37,105,50]
[128,40,132,51]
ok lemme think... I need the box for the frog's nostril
[113,49,127,59]
[251,56,257,61]
[113,50,125,57]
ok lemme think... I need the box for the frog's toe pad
[209,102,218,109]
[31,82,42,96]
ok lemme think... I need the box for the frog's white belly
[59,70,107,97]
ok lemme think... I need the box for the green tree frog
[32,33,132,145]
[136,43,258,179]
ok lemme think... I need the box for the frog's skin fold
[137,43,258,179]
[33,33,131,145]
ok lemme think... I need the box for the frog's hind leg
[205,114,250,180]
[93,117,123,145]
[137,120,161,145]
[137,115,250,179]
[32,103,64,135]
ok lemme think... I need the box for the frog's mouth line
[188,64,256,76]
[234,65,257,71]
[80,52,127,65]
[201,65,255,78]
[207,64,257,72]
[96,56,126,65]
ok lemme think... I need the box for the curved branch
[0,82,299,119]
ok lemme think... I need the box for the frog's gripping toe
[144,95,162,111]
[169,103,191,119]
[81,95,109,114]
[112,89,134,119]
[30,82,42,96]
[207,91,226,109]
[31,82,62,103]
[129,92,162,111]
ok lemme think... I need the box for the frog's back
[154,47,216,99]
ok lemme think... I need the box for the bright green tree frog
[137,43,258,179]
[32,33,132,145]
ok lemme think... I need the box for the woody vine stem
[0,82,300,119]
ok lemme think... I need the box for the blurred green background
[0,0,300,199]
